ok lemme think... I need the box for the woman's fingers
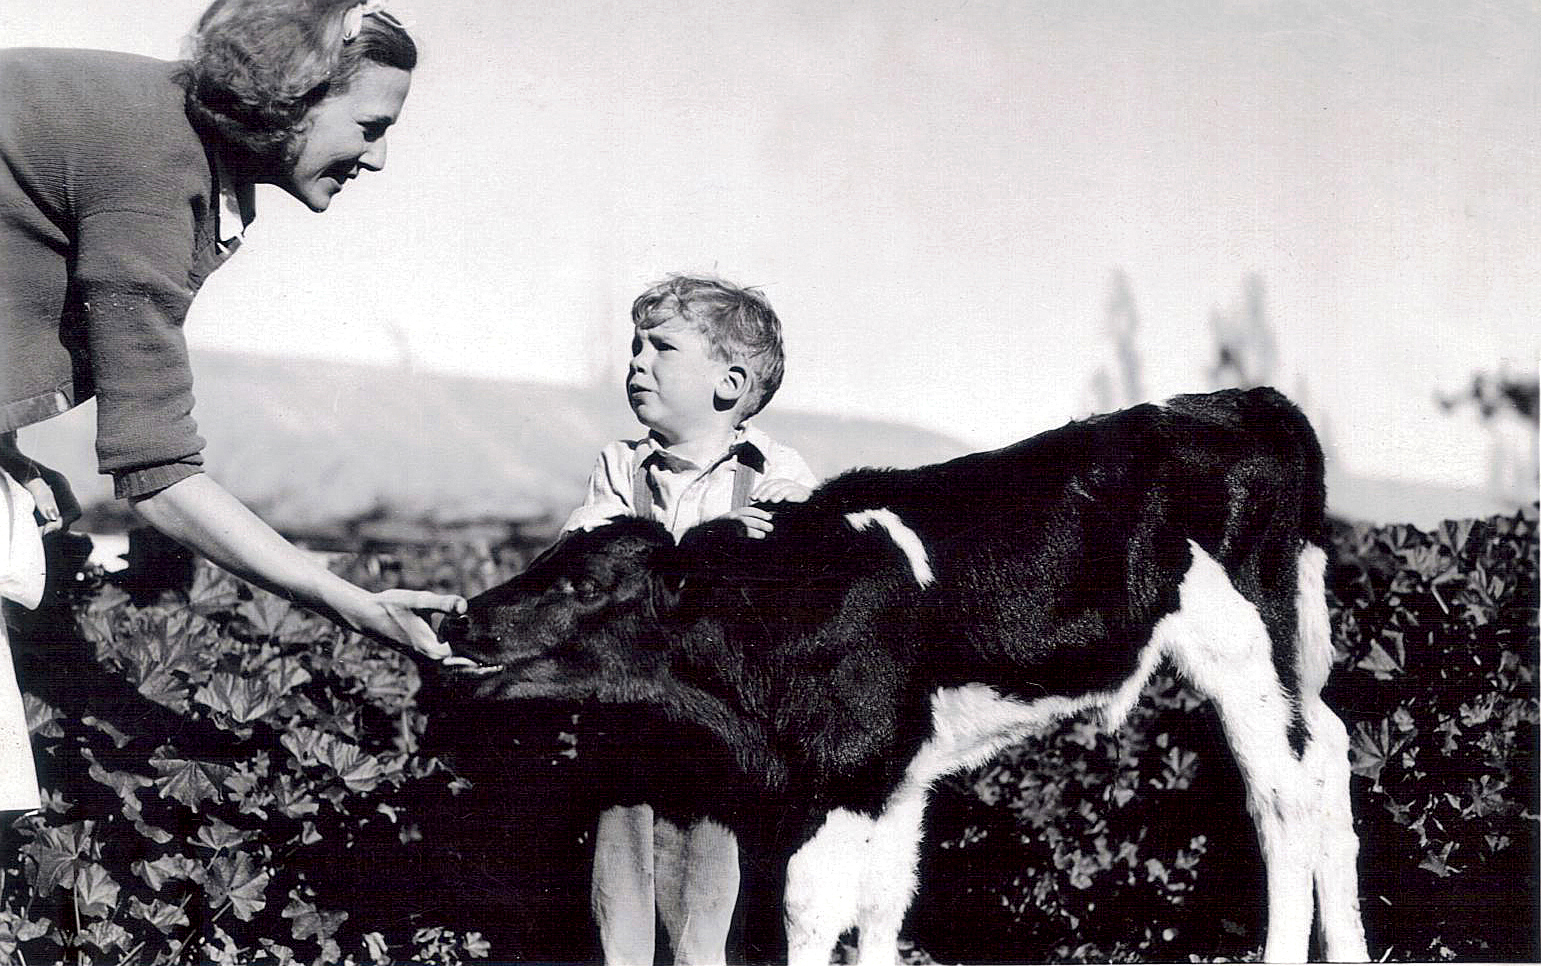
[360,590,467,660]
[398,611,452,660]
[384,589,468,615]
[35,464,82,527]
[21,477,62,534]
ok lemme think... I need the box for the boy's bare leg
[593,804,657,965]
[656,816,739,966]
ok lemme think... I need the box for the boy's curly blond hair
[632,275,787,419]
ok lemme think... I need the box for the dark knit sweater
[0,48,240,499]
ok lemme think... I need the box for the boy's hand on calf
[752,479,812,503]
[722,506,775,539]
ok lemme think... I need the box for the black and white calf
[443,387,1369,964]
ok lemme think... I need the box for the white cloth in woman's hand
[0,468,45,811]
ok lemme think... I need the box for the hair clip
[342,0,399,42]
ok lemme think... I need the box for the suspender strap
[632,459,654,517]
[730,456,757,510]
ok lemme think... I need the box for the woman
[0,0,465,812]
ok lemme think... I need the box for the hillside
[16,352,972,528]
[16,351,1522,531]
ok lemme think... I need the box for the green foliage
[1,539,526,965]
[1326,511,1538,961]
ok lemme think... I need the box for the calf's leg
[1293,548,1369,962]
[852,782,929,966]
[1302,699,1369,962]
[1159,545,1316,962]
[784,809,870,966]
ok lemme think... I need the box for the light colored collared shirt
[213,153,256,250]
[563,423,819,539]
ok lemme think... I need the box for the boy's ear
[716,364,751,405]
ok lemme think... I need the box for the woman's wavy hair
[180,0,417,167]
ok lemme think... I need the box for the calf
[442,387,1369,964]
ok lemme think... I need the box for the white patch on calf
[844,509,934,588]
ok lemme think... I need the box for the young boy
[564,274,818,965]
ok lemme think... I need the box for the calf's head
[440,517,683,702]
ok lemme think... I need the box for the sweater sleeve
[74,207,206,499]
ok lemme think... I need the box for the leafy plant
[1,538,528,965]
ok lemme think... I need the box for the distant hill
[17,351,1523,532]
[17,351,972,528]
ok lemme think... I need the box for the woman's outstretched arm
[131,473,463,660]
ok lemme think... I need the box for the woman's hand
[335,588,468,661]
[0,435,81,536]
[132,475,474,663]
[23,463,82,535]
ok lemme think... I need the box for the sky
[3,0,1537,498]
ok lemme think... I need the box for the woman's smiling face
[278,63,411,212]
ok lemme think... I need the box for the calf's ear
[646,545,689,614]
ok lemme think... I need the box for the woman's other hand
[0,435,81,536]
[24,463,82,535]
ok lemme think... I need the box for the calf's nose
[438,614,470,645]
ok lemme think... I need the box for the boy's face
[626,316,736,444]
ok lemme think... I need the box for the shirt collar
[212,152,257,248]
[641,423,769,473]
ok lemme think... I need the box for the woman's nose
[360,138,387,171]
